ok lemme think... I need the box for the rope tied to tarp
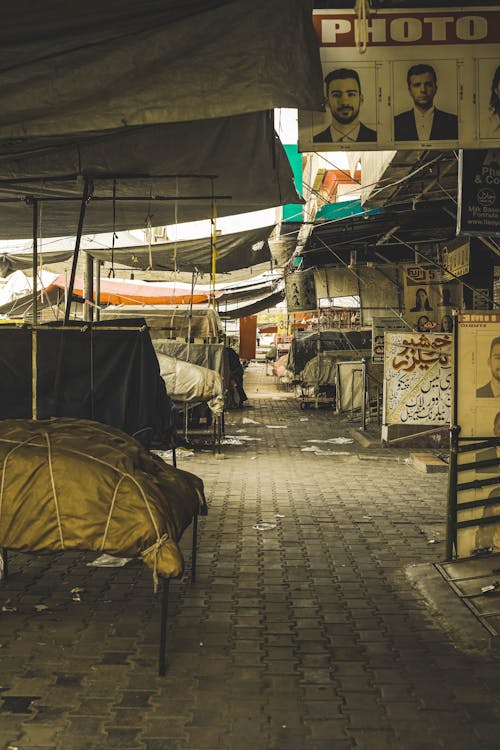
[140,533,170,593]
[0,432,172,589]
[0,432,65,550]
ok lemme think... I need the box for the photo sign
[299,8,500,152]
[403,263,460,334]
[455,313,500,558]
[383,331,452,427]
[456,312,500,437]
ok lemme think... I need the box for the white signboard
[383,331,452,426]
[299,8,500,152]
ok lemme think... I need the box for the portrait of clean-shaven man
[394,63,458,142]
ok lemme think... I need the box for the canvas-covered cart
[0,417,207,675]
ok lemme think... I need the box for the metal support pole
[361,359,367,431]
[95,259,101,321]
[31,198,38,326]
[83,251,94,322]
[446,426,460,560]
[31,199,39,420]
[446,313,460,561]
[64,178,91,325]
[158,577,170,676]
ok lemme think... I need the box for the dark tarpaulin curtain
[0,320,176,445]
[89,225,275,273]
[0,0,323,138]
[0,113,300,238]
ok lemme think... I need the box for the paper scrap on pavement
[87,554,132,568]
[253,522,277,531]
[304,437,353,444]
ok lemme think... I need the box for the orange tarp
[52,275,220,306]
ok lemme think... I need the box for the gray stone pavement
[1,362,499,750]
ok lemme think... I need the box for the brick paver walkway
[0,363,499,750]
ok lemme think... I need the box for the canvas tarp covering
[300,352,339,387]
[157,354,224,416]
[152,341,228,383]
[217,288,286,319]
[0,417,206,581]
[314,266,400,325]
[0,320,176,445]
[54,276,217,307]
[0,0,323,138]
[287,329,373,376]
[0,113,300,238]
[89,225,275,273]
[102,306,223,341]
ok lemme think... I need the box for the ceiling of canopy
[0,113,301,238]
[0,0,323,138]
[0,0,323,248]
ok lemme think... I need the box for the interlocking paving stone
[1,368,500,748]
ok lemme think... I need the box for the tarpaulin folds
[0,417,206,580]
[0,113,300,238]
[0,0,323,138]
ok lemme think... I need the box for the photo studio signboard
[299,7,500,152]
[403,263,461,335]
[455,313,500,558]
[383,330,452,427]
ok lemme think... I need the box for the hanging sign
[299,8,500,152]
[457,149,500,236]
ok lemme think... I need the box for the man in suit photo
[476,412,500,473]
[476,337,500,397]
[313,68,377,144]
[394,64,458,142]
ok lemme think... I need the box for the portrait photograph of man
[313,67,377,144]
[475,411,500,474]
[393,62,458,142]
[476,336,500,398]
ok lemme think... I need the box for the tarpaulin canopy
[0,249,73,277]
[0,0,323,139]
[218,287,286,319]
[50,275,219,306]
[88,225,275,273]
[0,113,300,238]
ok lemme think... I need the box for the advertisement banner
[456,312,500,437]
[383,331,452,426]
[403,264,460,334]
[457,149,500,236]
[285,269,317,312]
[299,8,500,152]
[452,313,500,558]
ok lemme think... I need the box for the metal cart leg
[191,511,199,584]
[0,549,7,581]
[158,577,170,676]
